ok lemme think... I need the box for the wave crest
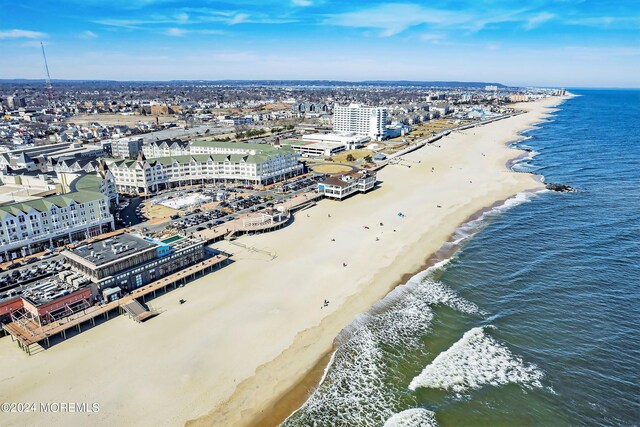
[409,326,543,394]
[384,408,438,427]
[282,278,477,426]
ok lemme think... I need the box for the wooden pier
[2,254,229,355]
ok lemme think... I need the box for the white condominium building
[107,141,303,194]
[0,162,117,259]
[142,139,190,158]
[333,104,388,141]
[0,179,114,259]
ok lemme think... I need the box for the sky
[0,0,639,87]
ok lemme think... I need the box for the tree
[346,154,356,162]
[364,155,372,163]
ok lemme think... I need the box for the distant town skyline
[1,0,639,88]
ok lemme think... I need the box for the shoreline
[248,186,547,427]
[0,95,571,427]
[187,96,570,427]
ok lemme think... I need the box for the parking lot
[122,174,324,237]
[275,175,326,193]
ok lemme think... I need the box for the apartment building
[333,104,388,141]
[107,142,303,194]
[0,189,113,259]
[111,137,143,159]
[0,164,117,259]
[142,138,190,158]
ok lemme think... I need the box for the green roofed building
[0,167,116,259]
[107,141,303,194]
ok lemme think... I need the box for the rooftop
[319,169,372,188]
[21,276,90,307]
[190,139,284,153]
[66,233,158,267]
[0,189,106,219]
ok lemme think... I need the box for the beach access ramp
[121,299,157,323]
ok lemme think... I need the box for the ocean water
[282,90,640,427]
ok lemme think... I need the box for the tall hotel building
[333,104,388,141]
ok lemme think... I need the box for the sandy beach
[0,96,567,427]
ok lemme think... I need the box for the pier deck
[2,254,229,355]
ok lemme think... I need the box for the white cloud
[419,33,446,43]
[291,0,313,6]
[327,4,466,36]
[166,27,187,36]
[565,16,640,28]
[175,13,189,23]
[228,13,249,25]
[325,3,558,36]
[79,30,98,39]
[95,10,294,29]
[525,12,555,30]
[163,28,226,37]
[0,29,48,39]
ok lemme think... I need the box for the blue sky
[1,0,639,87]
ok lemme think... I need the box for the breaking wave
[383,408,438,427]
[281,190,545,426]
[448,191,538,248]
[409,326,543,394]
[281,274,478,426]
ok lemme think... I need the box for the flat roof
[22,277,90,306]
[283,140,346,150]
[67,233,158,267]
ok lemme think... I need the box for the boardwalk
[2,254,229,355]
[195,191,322,242]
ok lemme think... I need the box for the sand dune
[0,96,566,427]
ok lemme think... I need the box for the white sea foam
[448,192,536,248]
[384,408,438,427]
[282,277,478,426]
[283,190,542,425]
[409,326,543,394]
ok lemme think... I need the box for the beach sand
[0,96,567,427]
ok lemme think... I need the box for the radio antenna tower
[40,42,55,108]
